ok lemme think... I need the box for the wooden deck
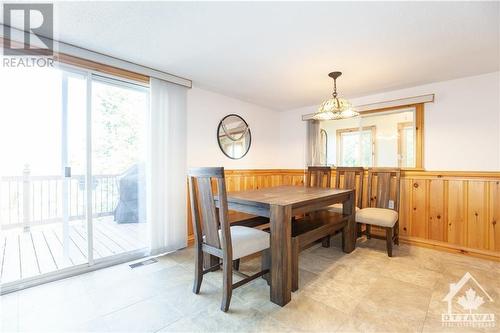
[0,217,147,284]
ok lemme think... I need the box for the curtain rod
[1,25,192,88]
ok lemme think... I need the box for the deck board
[2,234,21,282]
[0,216,147,285]
[97,221,143,250]
[19,232,40,279]
[69,224,98,259]
[110,221,145,248]
[74,223,114,258]
[43,228,72,269]
[31,230,58,273]
[0,236,6,279]
[92,225,124,254]
[53,227,86,265]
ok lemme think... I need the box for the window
[321,104,423,168]
[337,127,375,167]
[398,122,415,168]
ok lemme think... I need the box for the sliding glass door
[0,67,89,283]
[0,65,149,288]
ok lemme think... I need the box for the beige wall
[187,86,281,169]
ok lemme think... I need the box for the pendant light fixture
[313,71,359,120]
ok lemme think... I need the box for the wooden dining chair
[291,212,348,291]
[355,168,401,256]
[328,167,365,213]
[188,167,270,312]
[303,166,334,246]
[306,166,332,188]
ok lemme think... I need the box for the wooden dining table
[223,185,356,307]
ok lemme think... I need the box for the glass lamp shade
[312,97,359,120]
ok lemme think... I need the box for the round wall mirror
[217,114,251,159]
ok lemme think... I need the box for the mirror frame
[217,114,252,160]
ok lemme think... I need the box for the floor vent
[129,258,158,269]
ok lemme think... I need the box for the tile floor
[1,235,499,333]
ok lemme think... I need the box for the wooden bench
[291,210,349,291]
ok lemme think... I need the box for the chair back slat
[215,177,232,259]
[367,168,401,211]
[343,172,356,190]
[306,166,332,188]
[376,173,391,208]
[188,167,231,253]
[197,177,221,248]
[334,167,364,208]
[188,177,203,247]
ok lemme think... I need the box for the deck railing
[0,170,120,230]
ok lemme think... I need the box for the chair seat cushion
[328,203,361,214]
[219,226,270,259]
[355,208,399,227]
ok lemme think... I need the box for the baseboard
[399,236,500,262]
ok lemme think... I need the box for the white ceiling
[4,1,500,110]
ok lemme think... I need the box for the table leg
[342,191,356,253]
[270,204,292,306]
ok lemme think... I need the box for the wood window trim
[1,37,150,84]
[336,126,376,167]
[56,53,150,84]
[415,104,424,170]
[360,103,424,170]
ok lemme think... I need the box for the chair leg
[386,227,393,257]
[232,259,240,271]
[193,246,203,294]
[261,248,271,286]
[366,224,371,239]
[394,221,399,245]
[321,236,331,248]
[221,258,233,312]
[356,222,363,237]
[291,238,299,292]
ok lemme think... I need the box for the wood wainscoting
[187,169,500,261]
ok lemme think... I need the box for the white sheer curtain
[147,78,188,255]
[306,120,321,166]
